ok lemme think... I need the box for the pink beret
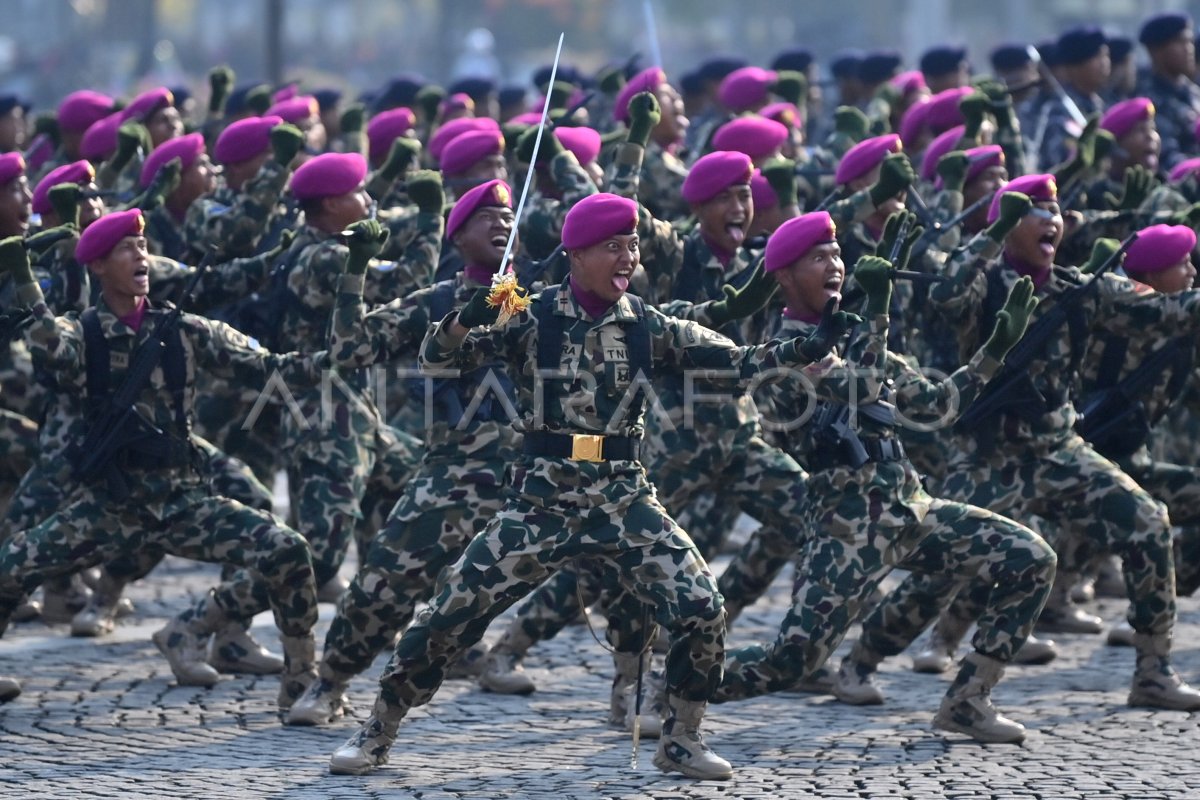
[987,173,1057,224]
[682,150,754,204]
[1169,157,1200,183]
[81,112,122,162]
[76,208,144,265]
[267,95,319,124]
[614,67,666,124]
[272,84,298,104]
[712,116,789,161]
[764,211,837,273]
[366,107,417,163]
[964,144,1005,185]
[439,93,475,117]
[926,87,971,135]
[719,67,778,113]
[509,112,543,127]
[750,169,777,210]
[562,193,639,249]
[891,70,928,97]
[1125,224,1196,273]
[921,125,965,182]
[445,179,512,240]
[122,87,173,123]
[836,134,903,185]
[58,90,115,134]
[139,132,205,188]
[440,129,505,177]
[898,97,932,147]
[429,116,500,161]
[1101,97,1155,140]
[215,115,284,164]
[554,126,602,165]
[759,102,802,129]
[291,152,367,200]
[0,152,25,186]
[33,160,95,215]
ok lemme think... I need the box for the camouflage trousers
[0,485,319,638]
[320,468,506,681]
[372,457,725,715]
[0,409,37,524]
[938,434,1176,635]
[192,378,282,485]
[284,421,422,589]
[712,488,1056,701]
[1118,449,1200,597]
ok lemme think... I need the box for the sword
[1026,44,1086,128]
[641,0,663,68]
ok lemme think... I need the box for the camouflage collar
[93,294,163,339]
[550,281,639,323]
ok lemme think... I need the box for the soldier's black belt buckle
[570,433,605,462]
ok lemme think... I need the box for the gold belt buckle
[570,433,605,462]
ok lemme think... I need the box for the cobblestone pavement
[2,551,1200,799]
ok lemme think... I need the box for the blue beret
[1139,13,1191,47]
[831,50,865,79]
[448,76,498,100]
[1056,27,1107,66]
[1108,36,1134,63]
[0,94,30,116]
[858,51,902,83]
[991,44,1033,72]
[312,88,342,111]
[498,85,527,107]
[1035,40,1061,68]
[697,56,748,83]
[920,46,968,77]
[225,82,268,116]
[680,70,704,95]
[372,74,427,114]
[771,49,814,73]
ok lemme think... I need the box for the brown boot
[652,695,733,780]
[933,652,1026,743]
[1128,632,1200,711]
[912,611,971,674]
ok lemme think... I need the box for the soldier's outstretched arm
[418,286,518,375]
[185,313,329,389]
[328,273,430,371]
[363,171,444,304]
[0,237,84,381]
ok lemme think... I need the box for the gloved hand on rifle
[868,153,915,209]
[853,254,896,317]
[343,219,389,275]
[1082,238,1121,275]
[877,210,923,272]
[936,150,970,193]
[983,276,1038,361]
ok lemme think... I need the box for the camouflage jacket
[1135,69,1200,172]
[931,231,1200,454]
[520,151,599,261]
[1033,85,1102,172]
[634,141,690,222]
[182,162,290,262]
[144,205,190,262]
[331,269,520,482]
[770,312,1000,525]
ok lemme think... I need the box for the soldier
[1035,27,1109,170]
[286,176,520,726]
[439,128,507,200]
[1134,12,1200,172]
[611,67,690,222]
[139,133,217,261]
[123,87,185,150]
[265,95,326,155]
[34,91,114,180]
[1106,37,1138,104]
[711,116,790,167]
[701,211,1054,744]
[920,46,970,94]
[326,192,852,780]
[516,125,602,262]
[0,210,325,709]
[910,176,1200,710]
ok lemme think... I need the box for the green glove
[339,104,365,135]
[868,117,891,137]
[245,85,272,116]
[983,276,1038,361]
[597,65,626,95]
[959,91,990,141]
[936,150,969,193]
[853,254,895,316]
[762,158,798,208]
[380,137,421,182]
[1082,237,1121,275]
[705,262,779,326]
[873,81,902,113]
[626,91,661,148]
[208,65,235,115]
[1093,130,1117,165]
[23,225,76,254]
[517,124,565,167]
[1105,165,1157,211]
[260,228,296,263]
[140,158,182,210]
[457,286,501,328]
[270,123,304,167]
[1169,201,1200,230]
[876,210,923,271]
[0,236,34,286]
[416,85,446,122]
[112,121,148,171]
[405,169,445,214]
[868,153,915,208]
[985,191,1032,243]
[833,106,870,143]
[797,297,862,361]
[343,219,389,275]
[48,183,82,228]
[973,78,1014,127]
[1053,113,1099,186]
[771,70,807,107]
[548,80,576,110]
[33,113,60,147]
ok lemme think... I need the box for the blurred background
[0,0,1195,107]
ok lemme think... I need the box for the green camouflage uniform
[712,313,1055,701]
[1134,70,1200,172]
[182,162,290,261]
[312,268,521,681]
[271,214,440,588]
[361,283,824,726]
[0,283,323,639]
[520,151,598,261]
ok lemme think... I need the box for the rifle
[839,210,947,307]
[954,232,1137,435]
[911,189,998,252]
[69,251,214,500]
